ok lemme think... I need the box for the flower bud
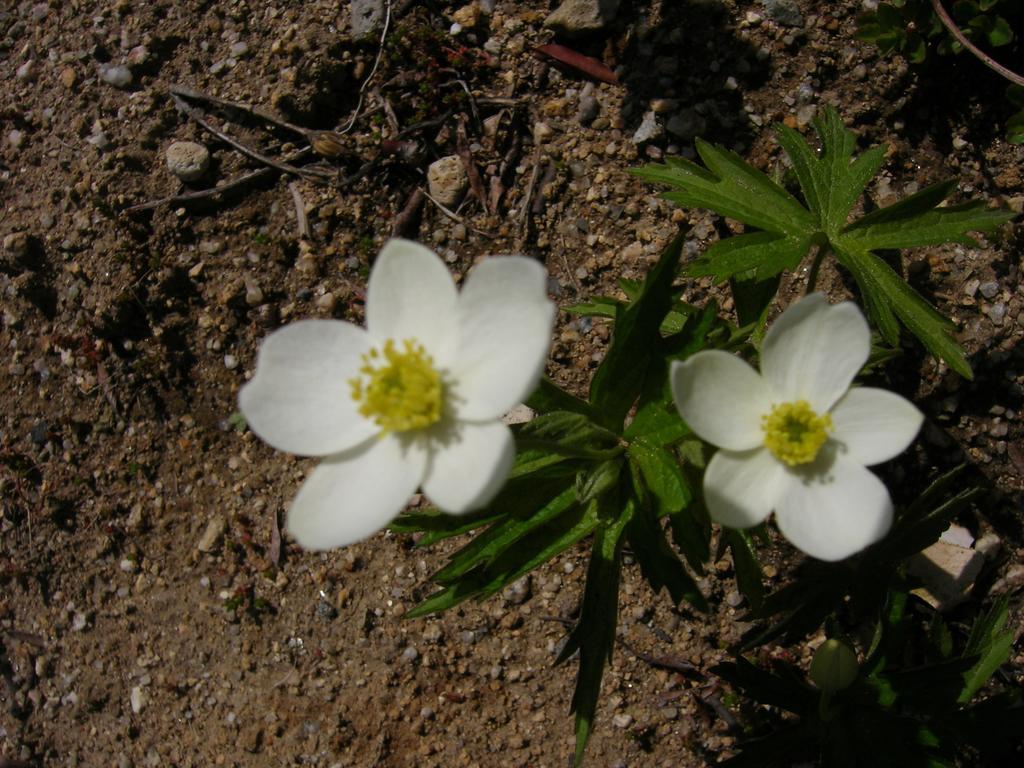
[809,639,859,692]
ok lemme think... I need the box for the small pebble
[166,141,210,182]
[16,60,36,82]
[612,713,633,728]
[401,646,419,663]
[224,354,238,370]
[979,280,999,299]
[130,686,146,714]
[98,63,133,88]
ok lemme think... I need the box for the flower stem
[930,0,1024,88]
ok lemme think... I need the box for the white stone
[166,141,210,182]
[426,155,468,208]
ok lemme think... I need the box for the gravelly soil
[1,1,1021,766]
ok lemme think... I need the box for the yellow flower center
[761,400,832,466]
[349,339,443,434]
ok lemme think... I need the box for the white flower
[670,294,924,562]
[239,239,555,550]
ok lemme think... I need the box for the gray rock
[631,110,663,144]
[350,0,385,39]
[577,83,600,125]
[979,280,999,299]
[426,155,468,208]
[98,63,133,88]
[666,108,707,140]
[545,0,620,36]
[761,0,804,27]
[166,141,210,182]
[197,514,227,552]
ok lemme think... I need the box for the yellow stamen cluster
[761,400,832,466]
[349,339,443,433]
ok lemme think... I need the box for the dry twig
[171,93,332,183]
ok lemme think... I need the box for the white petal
[449,257,555,420]
[761,294,870,412]
[774,453,893,561]
[703,447,787,529]
[366,239,458,365]
[671,352,774,450]
[239,319,377,456]
[286,434,427,550]
[422,420,515,514]
[830,387,924,466]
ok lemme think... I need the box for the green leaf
[841,181,1013,250]
[986,15,1013,46]
[833,243,973,378]
[775,111,887,235]
[515,410,620,458]
[623,400,690,445]
[431,485,577,585]
[407,498,601,618]
[726,528,765,612]
[525,377,594,419]
[627,500,706,610]
[688,231,812,282]
[959,596,1014,703]
[575,459,622,505]
[627,438,691,514]
[588,231,686,431]
[561,500,634,767]
[714,656,817,714]
[637,103,1014,376]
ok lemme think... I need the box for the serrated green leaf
[959,596,1014,702]
[841,183,1013,250]
[575,459,622,505]
[775,109,887,234]
[431,485,577,585]
[623,401,690,445]
[627,438,690,515]
[588,231,686,430]
[688,231,812,282]
[515,410,620,459]
[714,657,817,714]
[407,499,601,618]
[627,500,706,610]
[639,101,1014,383]
[986,15,1013,45]
[833,243,973,378]
[634,145,813,235]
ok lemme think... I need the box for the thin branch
[420,187,497,239]
[930,0,1024,87]
[340,0,392,134]
[288,182,311,240]
[171,93,332,182]
[123,163,277,214]
[169,84,312,139]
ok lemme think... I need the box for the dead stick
[931,0,1024,87]
[288,182,311,240]
[171,93,332,182]
[169,84,311,138]
[391,188,425,238]
[124,165,275,214]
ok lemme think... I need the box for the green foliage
[394,234,732,764]
[856,0,1024,143]
[718,591,1021,767]
[634,106,1014,378]
[737,466,983,649]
